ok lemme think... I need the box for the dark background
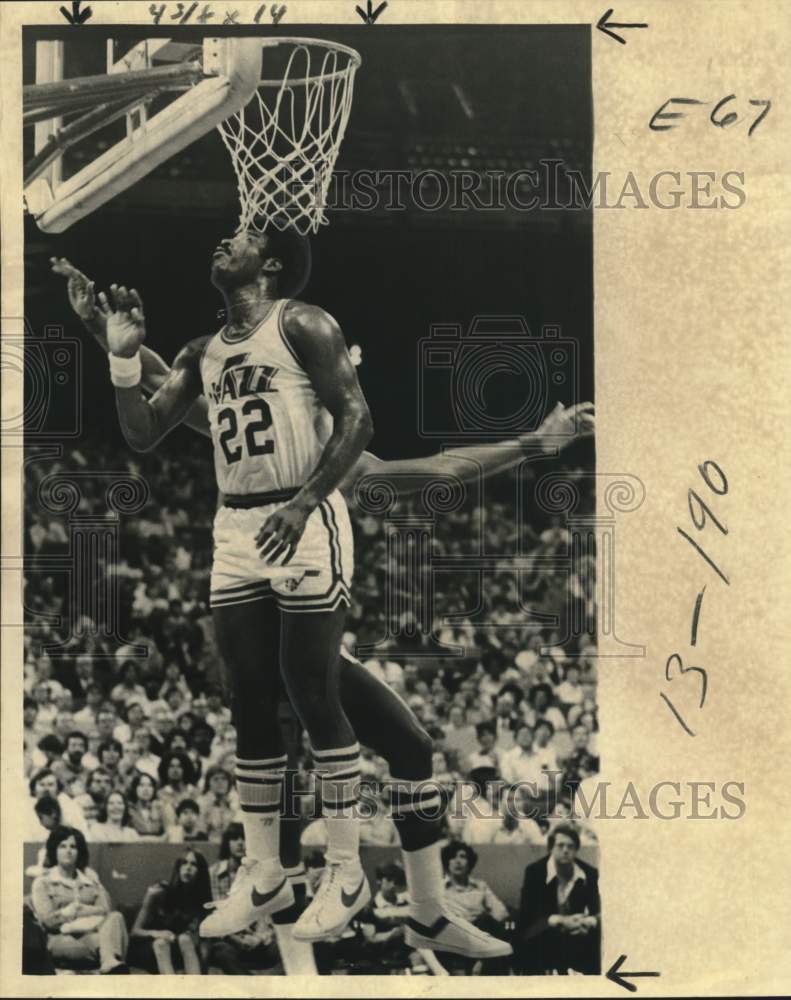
[23,25,593,461]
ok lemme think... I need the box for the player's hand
[97,284,147,358]
[50,257,99,322]
[532,401,595,452]
[255,500,312,565]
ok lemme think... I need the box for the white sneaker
[199,858,294,938]
[404,902,513,958]
[291,861,371,942]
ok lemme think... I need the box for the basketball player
[90,229,382,945]
[53,254,593,966]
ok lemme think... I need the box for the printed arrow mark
[356,0,388,24]
[596,8,648,44]
[606,954,661,992]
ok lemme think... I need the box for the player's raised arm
[98,284,205,452]
[51,257,211,438]
[341,402,594,497]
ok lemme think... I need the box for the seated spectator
[52,731,91,797]
[207,723,238,768]
[523,683,567,735]
[532,719,560,774]
[50,710,78,748]
[466,722,502,775]
[30,826,129,973]
[26,797,65,873]
[560,723,600,800]
[502,726,561,810]
[450,766,503,844]
[31,681,58,733]
[492,692,520,751]
[70,654,97,706]
[492,809,542,846]
[130,850,211,974]
[442,705,479,769]
[204,823,280,974]
[88,789,141,843]
[163,685,190,721]
[191,720,217,764]
[514,822,600,975]
[556,664,584,710]
[92,739,126,791]
[157,751,200,827]
[26,768,87,839]
[73,768,112,826]
[148,705,178,756]
[31,734,65,772]
[72,684,104,742]
[113,701,149,748]
[24,697,42,756]
[440,840,510,973]
[158,661,193,705]
[110,660,147,709]
[166,798,209,843]
[204,684,231,732]
[198,767,239,843]
[86,707,119,758]
[128,772,167,839]
[127,727,162,780]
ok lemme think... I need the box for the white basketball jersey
[200,299,333,495]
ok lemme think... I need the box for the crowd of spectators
[22,432,600,974]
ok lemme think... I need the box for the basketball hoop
[218,38,361,236]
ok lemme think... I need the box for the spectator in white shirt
[501,725,546,786]
[557,664,584,709]
[73,684,104,742]
[113,701,149,747]
[442,705,479,766]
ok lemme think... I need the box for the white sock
[403,842,445,908]
[235,754,287,867]
[312,743,362,866]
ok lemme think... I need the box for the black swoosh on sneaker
[251,879,287,908]
[340,878,367,908]
[406,915,450,938]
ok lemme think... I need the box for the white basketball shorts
[210,487,353,613]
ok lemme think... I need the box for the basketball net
[218,40,360,236]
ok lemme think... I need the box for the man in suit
[514,821,600,975]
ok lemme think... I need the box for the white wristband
[109,352,141,388]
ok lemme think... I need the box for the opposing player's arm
[98,285,206,452]
[339,402,594,499]
[282,301,374,510]
[255,302,373,563]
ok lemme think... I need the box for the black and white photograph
[17,20,597,978]
[2,1,789,996]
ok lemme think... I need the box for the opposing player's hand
[97,284,147,358]
[50,257,99,322]
[255,501,312,565]
[532,401,594,451]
